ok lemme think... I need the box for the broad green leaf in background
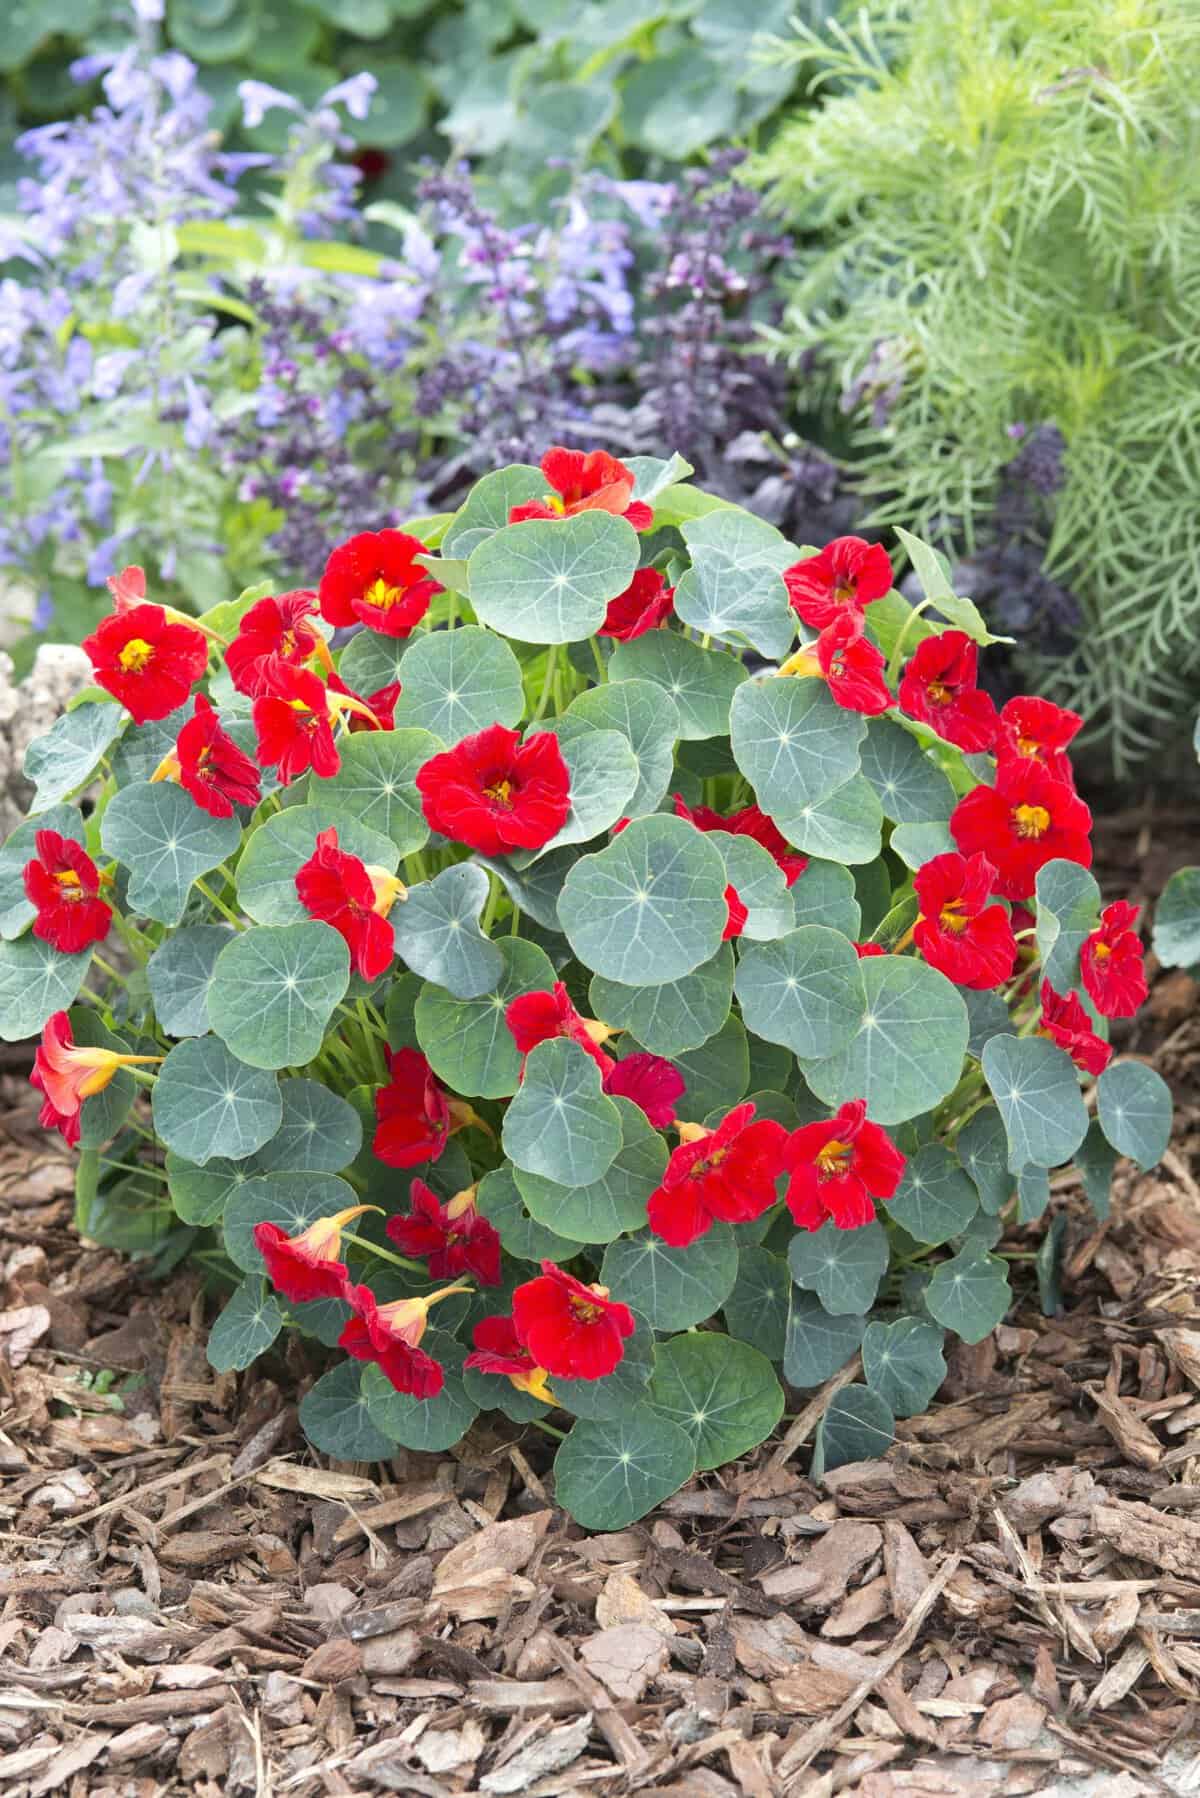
[24,701,125,812]
[783,774,884,865]
[1076,1118,1118,1220]
[553,1310,656,1420]
[812,1384,896,1479]
[601,1222,738,1330]
[886,1142,979,1245]
[467,512,639,643]
[388,625,525,743]
[956,1105,1016,1213]
[207,1275,283,1372]
[309,728,441,851]
[1097,1060,1172,1169]
[441,464,545,558]
[890,820,955,871]
[982,1034,1089,1170]
[608,631,747,739]
[783,1290,865,1386]
[337,629,409,695]
[730,677,865,823]
[236,806,399,925]
[673,508,796,657]
[723,1245,791,1361]
[534,725,639,850]
[924,1244,1012,1342]
[252,1079,362,1173]
[647,1333,784,1469]
[1018,1164,1050,1222]
[208,922,350,1070]
[299,1361,394,1461]
[709,832,794,939]
[590,943,734,1060]
[166,1152,255,1227]
[147,924,232,1037]
[501,1036,622,1185]
[734,925,864,1059]
[788,1219,888,1315]
[559,813,728,985]
[472,844,575,933]
[862,1317,947,1417]
[153,1036,281,1166]
[475,1163,576,1263]
[0,934,91,1041]
[566,678,680,818]
[622,46,738,159]
[515,1094,668,1243]
[800,955,968,1125]
[362,1332,479,1452]
[393,863,503,999]
[553,1404,696,1530]
[858,718,956,823]
[222,1170,357,1274]
[665,1012,750,1116]
[101,783,241,926]
[1035,859,1101,992]
[0,804,85,939]
[1153,866,1200,970]
[790,860,862,937]
[963,988,1011,1059]
[414,936,557,1097]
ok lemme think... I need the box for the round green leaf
[608,631,747,740]
[1035,859,1101,992]
[101,782,241,926]
[812,1385,895,1480]
[730,678,866,824]
[166,1152,255,1226]
[1097,1061,1172,1170]
[790,860,862,937]
[252,1079,362,1173]
[801,955,968,1126]
[389,626,525,744]
[534,726,639,851]
[0,934,91,1041]
[337,628,409,696]
[393,863,502,999]
[207,1275,283,1373]
[236,805,398,925]
[734,925,865,1059]
[886,1142,979,1246]
[309,728,441,851]
[502,1036,623,1186]
[553,1311,655,1420]
[956,1105,1016,1215]
[24,701,125,812]
[783,1291,865,1387]
[862,1318,946,1418]
[589,943,734,1059]
[859,719,956,823]
[471,844,575,933]
[600,1223,738,1330]
[361,1332,479,1452]
[153,1036,281,1166]
[924,1245,1012,1344]
[1153,865,1200,970]
[784,775,884,865]
[982,1034,1089,1171]
[891,820,955,872]
[788,1219,888,1316]
[553,1404,696,1529]
[723,1245,791,1361]
[414,935,557,1098]
[441,464,545,558]
[559,813,728,986]
[147,923,232,1037]
[648,1333,783,1470]
[1076,1118,1118,1220]
[0,804,84,939]
[515,1095,668,1243]
[348,57,426,145]
[462,1355,549,1424]
[963,988,1011,1060]
[222,1170,356,1274]
[299,1361,394,1461]
[622,46,737,157]
[475,1163,575,1263]
[208,922,350,1070]
[674,508,795,659]
[667,1012,750,1118]
[1018,1165,1051,1223]
[467,513,639,644]
[711,833,794,940]
[566,679,680,818]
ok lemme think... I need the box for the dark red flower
[785,1099,906,1231]
[251,663,341,785]
[912,850,1016,990]
[997,695,1082,786]
[386,1179,502,1286]
[464,1314,555,1402]
[226,590,325,697]
[30,1011,160,1147]
[950,759,1092,900]
[253,1202,377,1304]
[23,830,111,954]
[416,724,570,856]
[505,982,615,1076]
[339,1282,465,1398]
[672,794,807,888]
[295,826,403,982]
[598,568,674,640]
[1037,981,1112,1076]
[318,530,441,637]
[510,1260,635,1380]
[508,446,652,531]
[646,1102,790,1247]
[722,884,749,939]
[603,1052,685,1129]
[347,679,402,733]
[1080,901,1147,1019]
[82,603,208,724]
[898,630,998,752]
[153,693,262,818]
[783,536,893,630]
[373,1046,455,1168]
[854,942,887,958]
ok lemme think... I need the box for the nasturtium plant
[4,451,1167,1522]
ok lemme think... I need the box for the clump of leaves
[1,448,1169,1524]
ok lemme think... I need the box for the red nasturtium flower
[996,695,1082,786]
[783,536,893,631]
[416,723,571,856]
[346,679,401,733]
[511,1261,636,1379]
[465,1314,554,1403]
[23,830,112,953]
[152,694,262,818]
[603,1052,686,1129]
[854,942,887,958]
[253,1203,379,1304]
[597,568,674,640]
[898,630,998,752]
[373,1046,480,1168]
[226,589,326,696]
[318,530,442,637]
[786,1099,906,1231]
[912,851,1016,990]
[295,826,404,982]
[252,663,341,784]
[505,982,615,1075]
[950,759,1092,900]
[386,1179,502,1286]
[1081,901,1147,1019]
[30,1012,161,1148]
[646,1102,790,1247]
[508,446,653,531]
[1037,982,1112,1077]
[82,602,209,724]
[339,1281,466,1398]
[780,614,892,715]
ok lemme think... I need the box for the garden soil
[0,807,1197,1797]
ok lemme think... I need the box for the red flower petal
[898,631,998,752]
[783,536,893,630]
[510,1261,635,1380]
[318,530,441,636]
[23,829,112,954]
[950,760,1091,900]
[603,1051,685,1129]
[416,724,570,856]
[82,603,208,724]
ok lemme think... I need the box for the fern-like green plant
[752,0,1200,774]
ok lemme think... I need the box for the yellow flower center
[1016,734,1041,759]
[939,897,968,935]
[363,577,402,611]
[816,1137,853,1179]
[1012,803,1050,839]
[927,680,950,704]
[484,778,513,807]
[54,870,84,901]
[117,637,155,672]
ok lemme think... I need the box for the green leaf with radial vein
[730,677,865,823]
[414,936,557,1098]
[235,805,399,926]
[153,1036,281,1166]
[788,1220,889,1316]
[982,1034,1089,1171]
[627,453,694,502]
[723,1246,790,1361]
[964,988,1011,1059]
[784,1291,865,1387]
[666,1012,750,1117]
[166,1152,254,1226]
[600,1223,738,1331]
[1035,859,1101,992]
[589,942,734,1059]
[1153,866,1200,970]
[558,813,728,986]
[608,631,747,739]
[1076,1118,1118,1220]
[222,1170,357,1274]
[0,803,84,938]
[526,725,638,854]
[781,775,884,865]
[25,700,126,812]
[467,512,640,644]
[515,1095,668,1244]
[812,1385,896,1479]
[891,820,955,872]
[147,924,232,1037]
[647,1333,783,1470]
[475,1163,576,1263]
[251,1079,362,1173]
[207,922,350,1070]
[554,1404,696,1530]
[501,1036,622,1186]
[0,934,91,1042]
[957,1104,1016,1214]
[886,1142,979,1245]
[862,1317,947,1417]
[790,859,861,937]
[566,679,680,818]
[336,628,409,696]
[441,463,545,558]
[674,508,796,657]
[800,955,968,1126]
[392,862,502,999]
[709,833,793,940]
[207,1275,283,1373]
[362,1333,479,1452]
[299,1361,394,1461]
[471,845,576,934]
[388,625,525,744]
[734,925,865,1059]
[859,718,956,823]
[553,1312,655,1420]
[924,1244,1012,1343]
[1097,1060,1172,1170]
[101,782,241,926]
[308,728,442,852]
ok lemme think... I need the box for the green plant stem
[194,877,243,929]
[530,646,560,723]
[91,952,126,987]
[529,1417,566,1441]
[111,911,152,965]
[341,1230,429,1275]
[886,597,936,683]
[100,1157,168,1180]
[126,1066,159,1087]
[590,637,608,685]
[481,872,501,934]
